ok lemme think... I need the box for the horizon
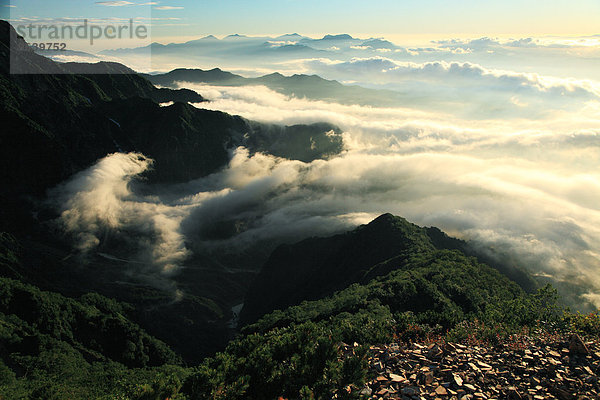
[2,0,599,47]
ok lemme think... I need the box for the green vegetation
[181,250,561,399]
[0,214,581,399]
[0,221,595,400]
[0,276,189,399]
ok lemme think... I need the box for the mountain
[143,67,243,86]
[275,33,306,41]
[0,232,191,399]
[0,20,200,196]
[98,32,411,76]
[0,20,343,230]
[0,19,344,363]
[144,67,408,107]
[181,214,559,399]
[321,34,355,41]
[240,213,533,325]
[0,211,574,399]
[361,38,399,50]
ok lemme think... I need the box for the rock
[360,333,599,400]
[427,344,444,359]
[468,362,480,373]
[453,373,463,387]
[569,334,589,355]
[464,384,477,392]
[421,371,434,385]
[549,350,561,358]
[359,386,372,396]
[435,385,448,395]
[445,343,457,353]
[401,386,420,396]
[507,386,522,400]
[476,360,492,370]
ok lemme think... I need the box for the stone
[422,371,434,385]
[401,386,420,396]
[569,334,589,355]
[435,385,448,395]
[464,384,477,392]
[360,333,599,400]
[453,373,463,387]
[359,386,372,396]
[549,350,561,358]
[427,344,444,359]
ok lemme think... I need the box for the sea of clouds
[49,38,600,309]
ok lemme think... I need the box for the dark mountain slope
[241,214,534,325]
[0,233,191,399]
[0,19,344,362]
[0,20,200,198]
[98,98,342,182]
[182,216,551,399]
[0,20,343,232]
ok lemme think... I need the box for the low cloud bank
[49,77,600,309]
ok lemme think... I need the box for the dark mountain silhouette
[321,34,355,41]
[0,20,343,232]
[184,214,553,399]
[0,19,343,362]
[241,213,535,325]
[144,67,407,106]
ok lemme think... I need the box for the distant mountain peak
[262,72,284,78]
[224,34,247,39]
[361,38,396,49]
[276,33,303,40]
[321,34,354,41]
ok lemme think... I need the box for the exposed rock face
[342,334,600,399]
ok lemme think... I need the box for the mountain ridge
[143,66,407,107]
[240,213,535,326]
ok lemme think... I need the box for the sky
[2,0,600,45]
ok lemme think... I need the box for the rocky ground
[343,333,599,399]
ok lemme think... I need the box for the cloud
[47,33,600,309]
[179,84,599,309]
[95,1,157,6]
[95,1,136,6]
[154,5,183,10]
[263,57,600,120]
[48,153,191,290]
[300,57,600,98]
[49,81,600,310]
